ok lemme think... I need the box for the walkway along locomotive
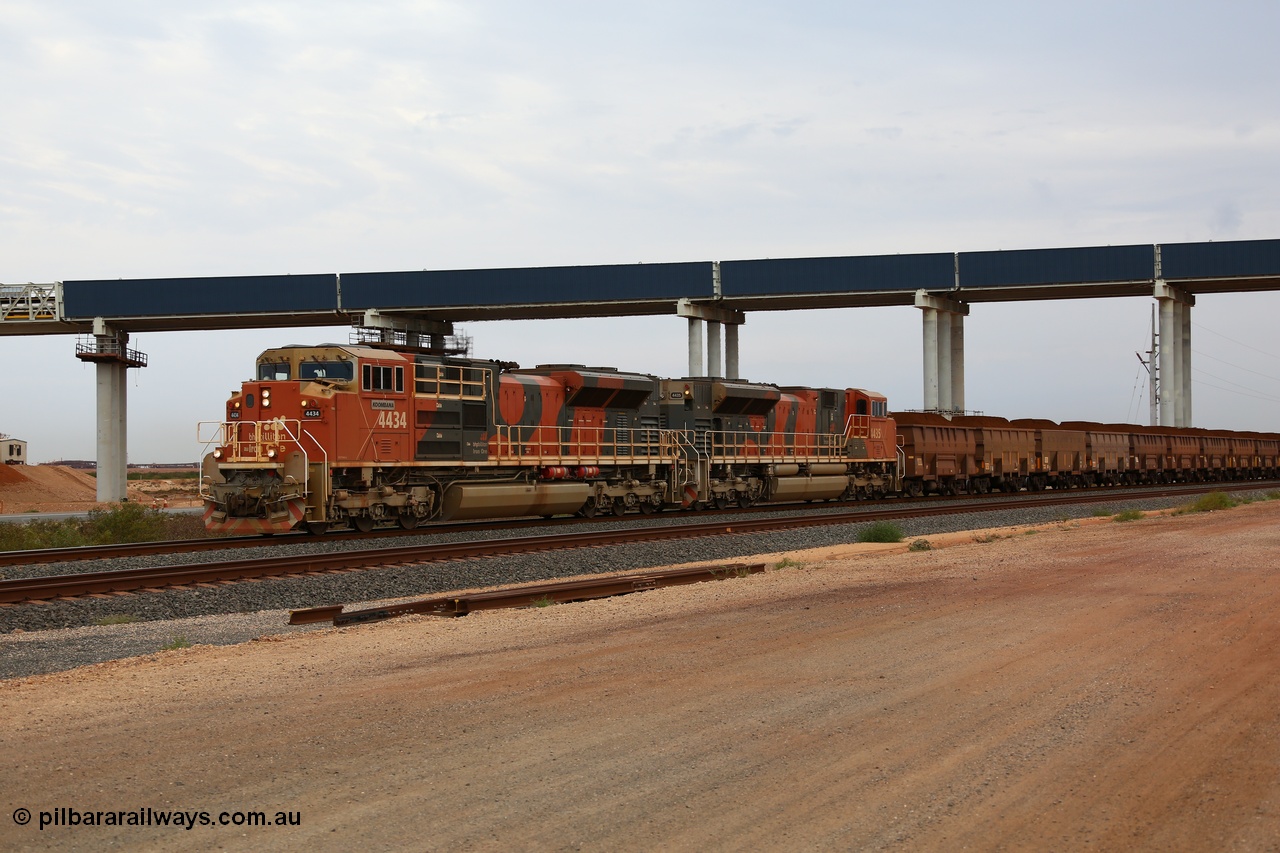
[198,342,899,534]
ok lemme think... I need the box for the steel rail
[288,562,768,626]
[4,478,1277,568]
[3,481,1272,606]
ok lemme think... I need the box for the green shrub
[857,521,904,543]
[1091,508,1112,517]
[1113,509,1144,522]
[908,539,932,551]
[1183,492,1238,514]
[774,557,805,569]
[84,502,170,544]
[0,502,213,552]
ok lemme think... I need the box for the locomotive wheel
[579,500,597,519]
[353,516,375,533]
[399,512,419,530]
[611,498,627,517]
[639,501,657,515]
[714,496,730,510]
[738,494,755,509]
[305,521,330,535]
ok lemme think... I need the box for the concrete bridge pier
[679,299,746,379]
[915,291,970,416]
[1154,282,1194,427]
[76,318,146,503]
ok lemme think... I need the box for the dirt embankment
[0,466,199,514]
[2,502,1279,850]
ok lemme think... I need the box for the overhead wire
[1175,320,1280,413]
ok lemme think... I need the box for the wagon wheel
[906,480,924,499]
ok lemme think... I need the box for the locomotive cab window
[258,362,291,381]
[363,364,404,393]
[301,360,354,381]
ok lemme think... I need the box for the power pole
[1149,304,1160,426]
[1136,305,1160,427]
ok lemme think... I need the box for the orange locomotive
[199,343,900,534]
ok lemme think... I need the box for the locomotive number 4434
[376,410,407,429]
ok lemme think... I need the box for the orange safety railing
[491,424,678,466]
[709,430,848,463]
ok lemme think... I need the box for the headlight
[213,449,223,459]
[267,448,277,459]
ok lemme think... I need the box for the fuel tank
[768,475,848,502]
[440,482,591,521]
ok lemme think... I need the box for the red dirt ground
[2,503,1279,851]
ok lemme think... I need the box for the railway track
[2,481,1274,607]
[3,479,1277,569]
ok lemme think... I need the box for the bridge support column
[951,312,965,414]
[921,308,939,412]
[707,321,723,378]
[916,291,969,416]
[687,317,704,377]
[95,360,127,502]
[678,299,745,378]
[725,323,740,380]
[1154,282,1194,428]
[76,319,147,503]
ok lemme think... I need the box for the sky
[2,1,1279,462]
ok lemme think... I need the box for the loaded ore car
[893,412,976,497]
[199,343,900,534]
[1252,434,1279,477]
[1061,422,1131,486]
[951,415,1037,493]
[1011,419,1088,490]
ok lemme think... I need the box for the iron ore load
[199,343,898,534]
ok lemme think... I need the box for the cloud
[1,1,1279,459]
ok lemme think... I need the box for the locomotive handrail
[196,418,321,500]
[709,429,848,463]
[492,424,677,466]
[843,414,871,439]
